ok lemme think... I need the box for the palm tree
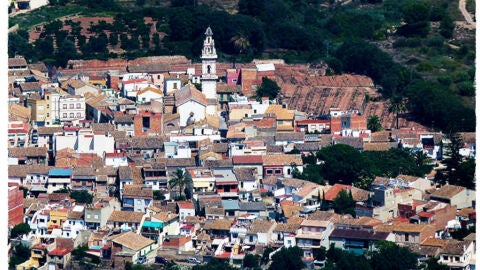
[367,115,382,132]
[169,168,193,200]
[230,32,250,55]
[388,95,406,129]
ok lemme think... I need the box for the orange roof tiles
[177,201,194,209]
[430,184,466,199]
[262,154,303,166]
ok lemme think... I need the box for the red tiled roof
[177,201,194,209]
[215,252,231,259]
[418,212,435,218]
[324,184,351,201]
[297,119,330,125]
[49,248,70,256]
[232,155,263,164]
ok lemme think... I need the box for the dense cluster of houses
[7,28,476,270]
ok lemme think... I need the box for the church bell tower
[201,27,218,115]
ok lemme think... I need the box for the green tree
[243,253,260,269]
[268,246,305,270]
[333,189,356,216]
[9,244,30,269]
[193,258,236,270]
[439,13,454,39]
[424,257,448,270]
[256,77,280,100]
[169,168,193,200]
[153,190,166,200]
[316,144,371,185]
[169,8,194,41]
[367,115,382,132]
[413,150,429,167]
[109,33,119,47]
[71,245,88,260]
[69,190,94,204]
[388,95,406,129]
[313,246,327,261]
[231,32,250,55]
[56,38,78,67]
[369,240,418,270]
[262,246,274,264]
[10,223,30,239]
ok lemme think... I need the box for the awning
[143,221,163,229]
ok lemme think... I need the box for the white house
[122,73,153,98]
[67,80,100,96]
[54,130,114,158]
[164,142,192,159]
[46,168,72,193]
[177,201,195,222]
[164,78,182,94]
[136,86,163,104]
[174,84,207,127]
[59,95,86,122]
[62,206,86,239]
[437,239,474,270]
[104,152,128,167]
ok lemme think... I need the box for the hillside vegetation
[8,0,475,132]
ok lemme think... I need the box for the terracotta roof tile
[204,219,233,231]
[430,184,466,199]
[392,222,432,233]
[247,220,275,234]
[152,212,179,223]
[422,237,447,247]
[111,231,154,251]
[8,146,48,158]
[234,167,256,181]
[108,211,144,223]
[262,154,303,166]
[8,57,28,67]
[233,155,263,164]
[123,185,153,199]
[442,239,472,255]
[274,222,301,233]
[265,105,295,120]
[175,84,206,106]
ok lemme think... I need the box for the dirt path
[458,0,475,29]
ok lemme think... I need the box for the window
[404,233,409,241]
[94,215,99,219]
[63,104,67,109]
[63,113,67,118]
[275,169,282,174]
[47,104,49,109]
[76,103,81,109]
[76,113,81,118]
[266,169,273,175]
[47,113,50,117]
[70,104,74,109]
[70,113,74,118]
[173,83,178,89]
